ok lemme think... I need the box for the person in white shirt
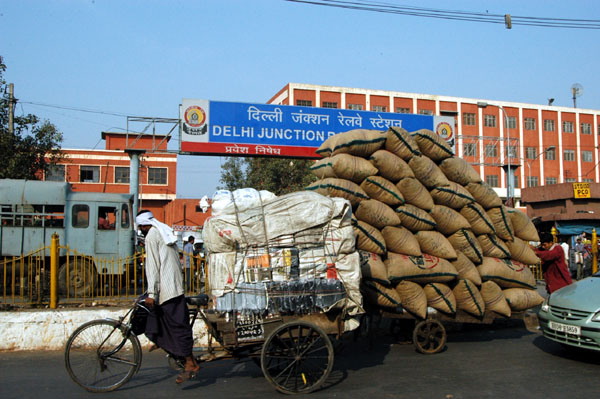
[136,210,199,384]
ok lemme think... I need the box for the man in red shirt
[533,232,573,294]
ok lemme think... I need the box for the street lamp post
[477,102,514,205]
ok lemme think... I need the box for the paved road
[1,317,599,399]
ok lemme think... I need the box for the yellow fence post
[50,233,59,309]
[592,228,598,274]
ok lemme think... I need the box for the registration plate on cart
[549,321,581,335]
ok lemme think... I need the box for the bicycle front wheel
[64,319,142,392]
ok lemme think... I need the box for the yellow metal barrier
[1,244,211,306]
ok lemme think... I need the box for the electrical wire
[284,0,600,29]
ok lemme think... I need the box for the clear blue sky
[1,0,599,198]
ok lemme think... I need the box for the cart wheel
[261,321,334,394]
[413,319,446,354]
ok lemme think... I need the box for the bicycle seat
[186,294,209,307]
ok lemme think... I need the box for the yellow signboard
[573,182,591,198]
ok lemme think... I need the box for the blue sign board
[180,99,455,158]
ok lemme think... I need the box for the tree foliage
[219,157,317,195]
[0,58,63,180]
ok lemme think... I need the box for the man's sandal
[175,366,200,384]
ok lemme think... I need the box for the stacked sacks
[308,127,543,318]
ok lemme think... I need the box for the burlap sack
[316,133,340,158]
[360,176,405,207]
[408,155,450,189]
[480,281,511,317]
[503,288,545,311]
[355,199,401,229]
[453,279,485,317]
[423,283,457,315]
[477,257,537,289]
[507,207,540,242]
[330,153,378,183]
[439,157,482,185]
[451,251,482,286]
[360,251,390,286]
[306,178,369,207]
[430,182,475,210]
[460,202,496,235]
[412,129,454,162]
[369,149,414,182]
[353,219,386,255]
[310,158,335,179]
[447,229,483,264]
[396,177,434,211]
[362,281,402,309]
[504,237,541,265]
[415,231,458,260]
[477,234,511,259]
[386,252,458,284]
[395,204,437,232]
[395,280,428,319]
[385,126,421,161]
[382,225,422,256]
[465,182,503,209]
[430,205,471,235]
[323,129,386,158]
[487,206,515,241]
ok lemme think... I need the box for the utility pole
[8,83,15,134]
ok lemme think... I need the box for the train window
[72,205,89,228]
[121,204,130,228]
[98,206,117,230]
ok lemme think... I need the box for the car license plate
[548,321,581,335]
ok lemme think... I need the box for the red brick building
[269,83,600,207]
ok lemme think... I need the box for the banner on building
[179,99,455,158]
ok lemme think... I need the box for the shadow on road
[532,335,600,365]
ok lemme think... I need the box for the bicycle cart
[65,288,350,394]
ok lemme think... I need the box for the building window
[296,100,312,107]
[527,176,539,187]
[545,147,556,160]
[563,150,575,161]
[581,123,592,135]
[582,151,593,162]
[563,121,574,133]
[462,113,476,126]
[484,114,496,127]
[418,109,433,115]
[506,145,518,158]
[565,177,576,183]
[485,175,499,187]
[546,177,558,185]
[524,118,536,130]
[46,164,65,181]
[348,103,363,110]
[485,144,498,157]
[525,147,537,159]
[463,143,477,157]
[583,178,594,183]
[396,107,410,114]
[322,101,338,109]
[543,119,555,132]
[148,167,167,185]
[372,105,388,112]
[80,165,100,183]
[115,167,130,184]
[507,116,517,129]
